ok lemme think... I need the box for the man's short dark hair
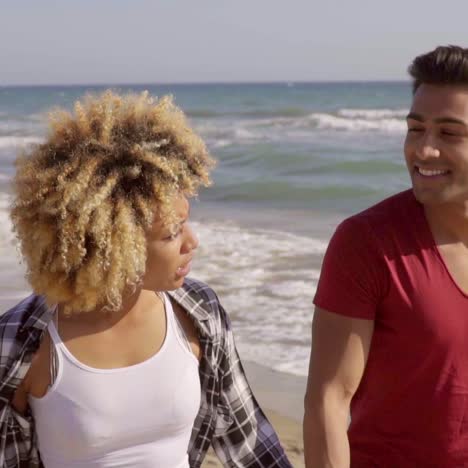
[408,45,468,94]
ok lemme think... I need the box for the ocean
[0,82,412,377]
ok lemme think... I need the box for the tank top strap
[47,307,61,385]
[161,292,193,355]
[47,309,58,340]
[48,295,194,373]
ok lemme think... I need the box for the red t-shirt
[314,190,468,468]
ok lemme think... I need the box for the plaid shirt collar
[169,287,213,332]
[18,296,53,333]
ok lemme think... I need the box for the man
[304,45,468,468]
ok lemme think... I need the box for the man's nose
[416,135,440,160]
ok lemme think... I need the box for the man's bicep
[306,307,374,402]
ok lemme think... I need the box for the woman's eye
[407,127,423,133]
[164,226,183,241]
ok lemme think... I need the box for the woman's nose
[182,224,199,253]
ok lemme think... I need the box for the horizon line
[0,79,411,88]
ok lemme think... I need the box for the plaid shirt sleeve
[0,295,45,468]
[211,303,292,467]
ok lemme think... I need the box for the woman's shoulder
[0,294,43,328]
[0,295,51,344]
[171,278,231,335]
[181,277,222,306]
[0,295,49,371]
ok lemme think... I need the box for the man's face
[404,83,468,207]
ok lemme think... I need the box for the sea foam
[0,193,14,250]
[338,108,408,119]
[0,136,42,149]
[190,220,326,377]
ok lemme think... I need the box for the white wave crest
[0,136,42,149]
[189,220,326,376]
[0,193,15,250]
[338,108,408,119]
[196,110,407,145]
[308,113,406,133]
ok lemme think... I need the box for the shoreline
[243,360,307,423]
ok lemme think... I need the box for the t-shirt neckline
[414,192,468,299]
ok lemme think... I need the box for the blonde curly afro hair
[11,91,215,315]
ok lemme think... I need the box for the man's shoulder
[351,189,416,224]
[328,189,421,258]
[340,189,417,235]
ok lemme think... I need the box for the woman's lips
[176,260,192,277]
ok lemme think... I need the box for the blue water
[0,82,413,376]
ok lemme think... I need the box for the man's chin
[412,185,468,208]
[412,186,448,206]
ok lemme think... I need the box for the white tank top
[29,293,201,468]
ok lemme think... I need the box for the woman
[1,91,291,467]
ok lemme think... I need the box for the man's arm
[303,307,374,468]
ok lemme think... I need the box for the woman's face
[142,193,198,292]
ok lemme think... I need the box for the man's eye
[441,130,461,137]
[408,128,423,133]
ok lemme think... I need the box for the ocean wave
[188,110,221,118]
[189,107,309,119]
[197,106,408,124]
[0,193,14,250]
[272,358,310,377]
[338,108,408,119]
[0,112,45,122]
[0,136,43,149]
[210,139,233,148]
[308,113,406,132]
[189,219,325,376]
[196,112,406,146]
[238,108,309,118]
[319,159,406,175]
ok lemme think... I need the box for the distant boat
[286,82,294,87]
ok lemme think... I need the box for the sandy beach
[202,361,306,467]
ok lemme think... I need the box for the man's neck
[424,201,468,245]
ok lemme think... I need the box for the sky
[2,0,468,86]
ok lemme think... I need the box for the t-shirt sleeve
[314,216,387,320]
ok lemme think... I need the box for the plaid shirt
[0,278,292,467]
